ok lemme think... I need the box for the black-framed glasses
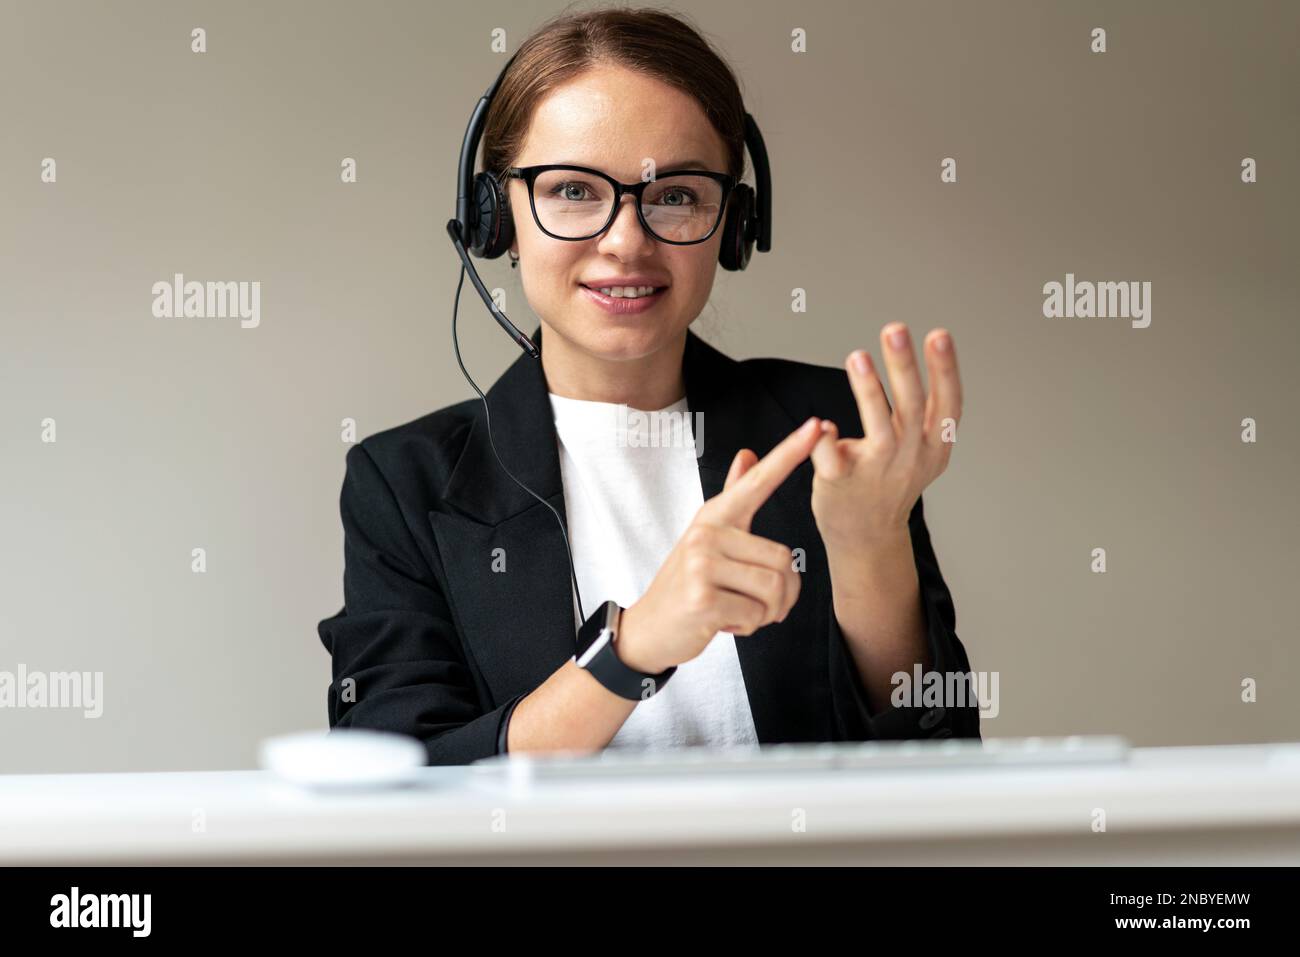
[505,164,737,244]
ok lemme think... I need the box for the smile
[584,284,661,299]
[578,284,669,314]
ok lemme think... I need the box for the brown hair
[481,6,748,185]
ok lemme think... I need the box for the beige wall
[1,0,1296,772]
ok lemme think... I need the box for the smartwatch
[573,600,675,700]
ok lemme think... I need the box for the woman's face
[507,64,731,364]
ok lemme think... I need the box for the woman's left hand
[810,323,963,555]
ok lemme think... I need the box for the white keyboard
[470,735,1130,782]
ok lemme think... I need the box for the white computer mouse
[259,729,427,790]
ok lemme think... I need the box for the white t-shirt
[548,390,760,750]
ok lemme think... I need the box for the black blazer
[318,324,980,765]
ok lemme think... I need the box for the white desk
[3,743,1299,865]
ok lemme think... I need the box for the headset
[442,48,773,626]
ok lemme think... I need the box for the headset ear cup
[495,183,515,259]
[470,171,513,259]
[718,184,755,272]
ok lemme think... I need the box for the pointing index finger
[714,416,821,528]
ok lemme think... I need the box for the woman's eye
[550,182,592,201]
[658,189,697,206]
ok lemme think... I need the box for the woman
[318,8,978,765]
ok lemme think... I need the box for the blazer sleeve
[826,493,982,742]
[317,442,517,766]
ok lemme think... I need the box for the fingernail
[820,420,834,433]
[802,416,819,433]
[850,350,869,374]
[888,325,909,350]
[934,331,951,352]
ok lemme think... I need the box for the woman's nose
[597,195,656,256]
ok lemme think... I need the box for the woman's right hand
[616,416,826,674]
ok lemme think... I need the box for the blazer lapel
[429,324,576,708]
[430,324,831,743]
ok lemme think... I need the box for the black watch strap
[574,600,675,701]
